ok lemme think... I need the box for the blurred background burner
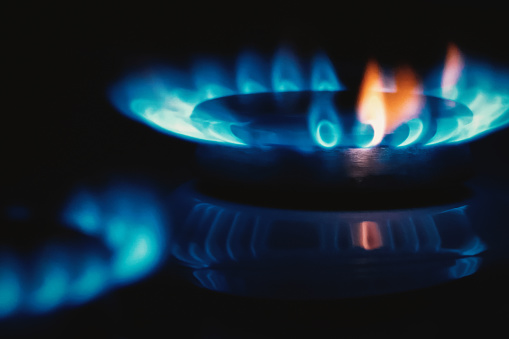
[193,91,473,190]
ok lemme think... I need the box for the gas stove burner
[193,90,473,190]
[110,44,509,149]
[109,45,509,188]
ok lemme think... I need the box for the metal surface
[195,144,473,190]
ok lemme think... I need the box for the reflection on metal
[169,183,485,298]
[195,143,473,190]
[355,221,383,250]
[0,183,168,319]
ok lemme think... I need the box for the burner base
[195,144,473,191]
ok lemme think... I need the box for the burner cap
[192,90,473,149]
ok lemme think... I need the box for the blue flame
[64,185,166,284]
[422,61,509,145]
[272,47,305,92]
[110,47,509,149]
[236,50,269,94]
[308,94,341,148]
[0,257,22,317]
[398,118,424,147]
[311,52,344,91]
[28,250,70,313]
[67,255,108,304]
[0,184,167,318]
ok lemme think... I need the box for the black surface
[3,4,509,338]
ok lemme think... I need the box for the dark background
[2,4,509,338]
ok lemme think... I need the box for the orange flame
[442,43,464,97]
[385,66,424,132]
[357,61,424,146]
[357,60,386,147]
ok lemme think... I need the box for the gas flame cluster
[0,184,166,318]
[110,45,509,149]
[357,61,424,147]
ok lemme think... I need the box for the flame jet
[357,60,424,147]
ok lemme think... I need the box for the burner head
[192,91,473,190]
[192,90,473,149]
[111,46,509,150]
[195,143,472,191]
